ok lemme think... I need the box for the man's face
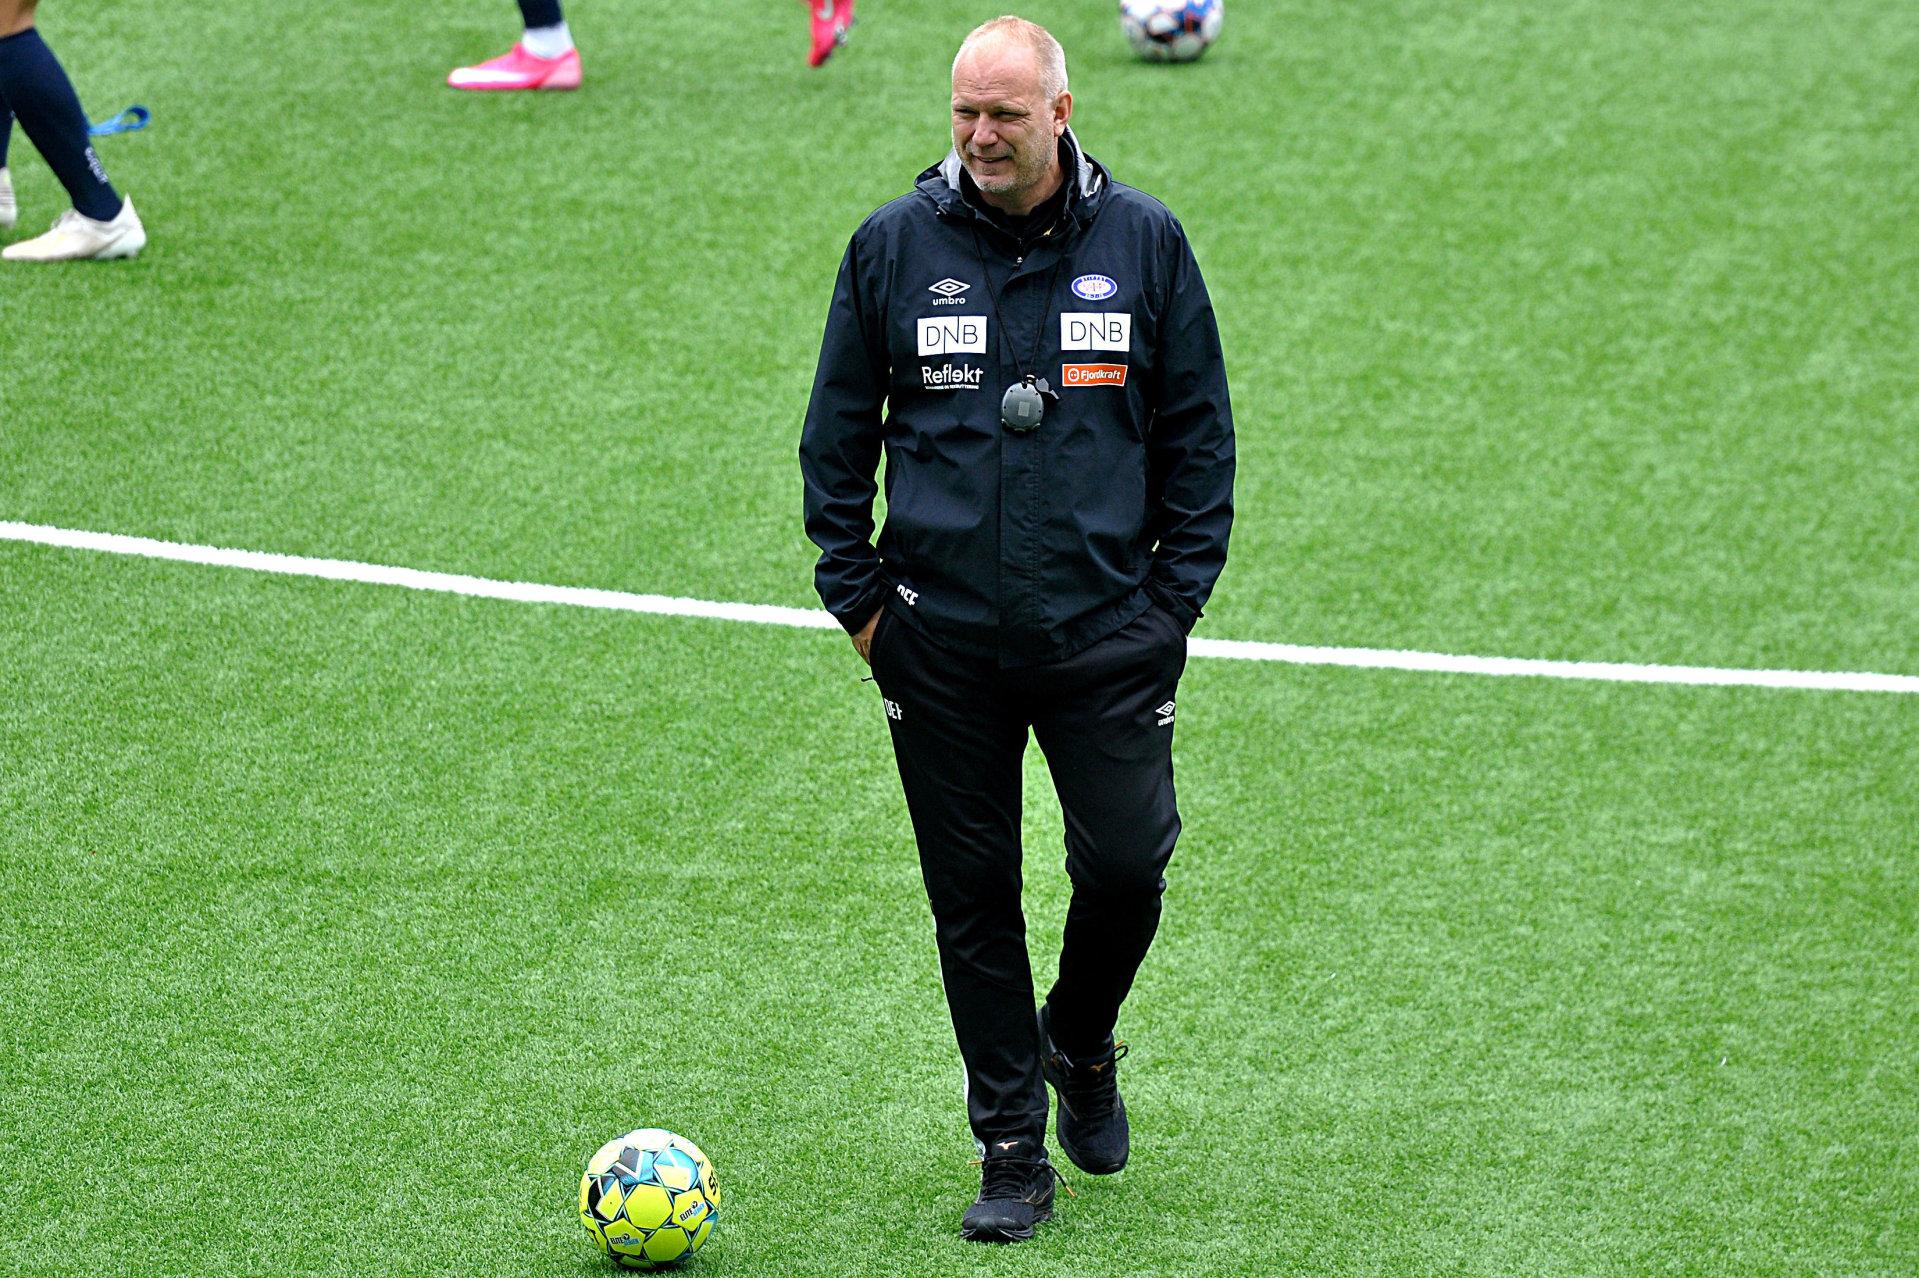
[951,39,1071,209]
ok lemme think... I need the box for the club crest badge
[1071,274,1118,301]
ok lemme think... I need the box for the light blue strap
[88,106,151,137]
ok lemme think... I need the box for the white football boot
[3,195,146,261]
[0,168,16,231]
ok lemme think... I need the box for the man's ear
[1054,90,1074,136]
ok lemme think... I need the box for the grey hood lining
[935,127,1106,202]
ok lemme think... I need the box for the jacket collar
[918,127,1109,230]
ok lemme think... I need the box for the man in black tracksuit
[799,16,1233,1243]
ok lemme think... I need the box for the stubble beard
[965,139,1048,201]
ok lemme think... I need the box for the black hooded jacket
[800,130,1234,666]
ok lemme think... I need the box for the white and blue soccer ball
[1120,0,1224,63]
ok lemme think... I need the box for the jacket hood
[915,127,1110,227]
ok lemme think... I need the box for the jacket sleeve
[799,232,892,633]
[1145,216,1236,632]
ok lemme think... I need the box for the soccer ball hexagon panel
[580,1129,720,1270]
[1120,0,1224,63]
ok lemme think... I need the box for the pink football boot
[447,43,582,91]
[806,0,855,68]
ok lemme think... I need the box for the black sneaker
[959,1151,1061,1243]
[1038,1004,1131,1174]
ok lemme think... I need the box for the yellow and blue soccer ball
[579,1129,720,1270]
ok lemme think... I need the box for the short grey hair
[954,16,1069,102]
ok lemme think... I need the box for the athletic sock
[520,22,574,60]
[0,29,121,222]
[0,103,12,169]
[518,0,567,34]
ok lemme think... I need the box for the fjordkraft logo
[918,315,988,356]
[922,362,984,391]
[1062,363,1128,388]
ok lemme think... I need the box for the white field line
[5,520,1917,695]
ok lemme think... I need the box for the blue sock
[519,0,565,30]
[1,102,12,169]
[0,28,121,221]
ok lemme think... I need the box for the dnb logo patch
[1062,363,1128,387]
[1072,274,1118,301]
[1060,312,1131,351]
[918,316,988,356]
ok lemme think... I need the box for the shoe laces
[972,1155,1075,1202]
[1056,1039,1129,1121]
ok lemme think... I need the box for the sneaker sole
[2,242,143,263]
[445,64,582,91]
[447,80,580,91]
[95,233,145,261]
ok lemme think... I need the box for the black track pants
[869,604,1187,1153]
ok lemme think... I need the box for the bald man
[800,15,1234,1243]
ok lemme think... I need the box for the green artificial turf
[3,2,1915,1275]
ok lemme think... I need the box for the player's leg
[867,612,1058,1239]
[448,0,582,92]
[2,2,18,230]
[1026,604,1187,1172]
[515,0,572,58]
[0,3,145,262]
[1,101,15,230]
[0,0,111,226]
[803,0,857,68]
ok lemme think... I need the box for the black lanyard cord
[968,223,1068,384]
